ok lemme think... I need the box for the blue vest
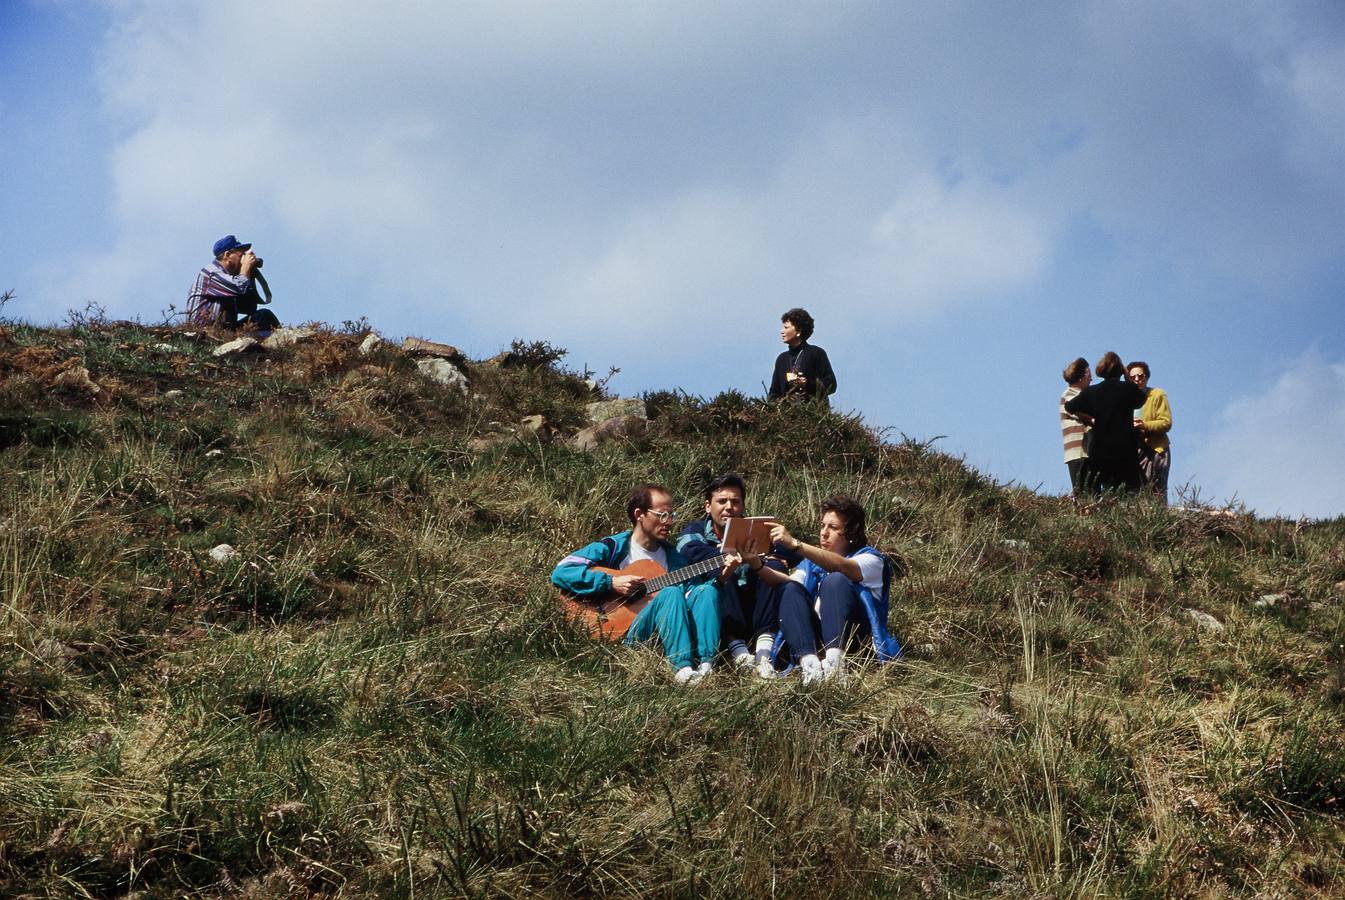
[796,546,902,662]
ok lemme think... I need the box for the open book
[721,516,777,556]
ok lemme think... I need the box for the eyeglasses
[645,509,677,523]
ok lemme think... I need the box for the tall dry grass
[2,320,1345,895]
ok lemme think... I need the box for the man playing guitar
[551,484,738,684]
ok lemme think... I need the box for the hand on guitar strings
[718,551,744,582]
[610,574,645,597]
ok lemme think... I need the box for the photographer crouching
[184,234,281,330]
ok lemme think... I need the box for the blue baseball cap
[212,234,252,257]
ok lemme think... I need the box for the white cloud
[550,119,1051,345]
[1186,350,1345,519]
[14,2,1345,375]
[861,174,1049,308]
[1283,43,1345,178]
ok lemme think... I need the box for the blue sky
[3,1,1344,517]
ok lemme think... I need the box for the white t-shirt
[621,539,668,571]
[789,550,885,595]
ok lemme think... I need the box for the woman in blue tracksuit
[748,496,900,684]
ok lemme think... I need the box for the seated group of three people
[550,475,900,685]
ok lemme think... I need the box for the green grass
[4,319,1345,895]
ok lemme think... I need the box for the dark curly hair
[820,495,867,549]
[781,308,815,341]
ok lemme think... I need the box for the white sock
[727,639,749,659]
[755,634,775,655]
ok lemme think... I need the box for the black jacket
[768,342,837,403]
[1064,376,1145,461]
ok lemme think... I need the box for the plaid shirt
[185,260,253,327]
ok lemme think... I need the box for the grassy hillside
[3,317,1345,897]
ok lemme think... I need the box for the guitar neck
[642,554,728,594]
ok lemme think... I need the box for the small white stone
[1186,608,1225,633]
[261,327,317,349]
[53,366,100,395]
[213,337,260,357]
[163,390,184,400]
[358,333,383,355]
[209,544,238,563]
[205,449,224,459]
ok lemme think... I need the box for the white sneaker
[697,661,713,678]
[756,657,777,680]
[733,652,754,672]
[821,655,848,685]
[674,666,698,684]
[800,655,824,685]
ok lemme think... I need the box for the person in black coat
[1063,350,1146,496]
[768,308,837,404]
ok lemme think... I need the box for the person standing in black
[767,308,837,404]
[1064,350,1146,496]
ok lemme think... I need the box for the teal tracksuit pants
[624,582,721,669]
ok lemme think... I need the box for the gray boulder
[403,336,463,360]
[572,415,648,452]
[586,398,646,423]
[417,358,469,394]
[262,327,318,349]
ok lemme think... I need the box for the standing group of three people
[551,475,900,685]
[1059,351,1173,502]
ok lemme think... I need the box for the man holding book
[677,473,796,679]
[552,483,735,684]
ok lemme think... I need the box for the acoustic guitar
[560,553,731,640]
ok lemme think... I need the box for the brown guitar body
[559,559,666,641]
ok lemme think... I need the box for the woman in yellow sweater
[1127,361,1172,505]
